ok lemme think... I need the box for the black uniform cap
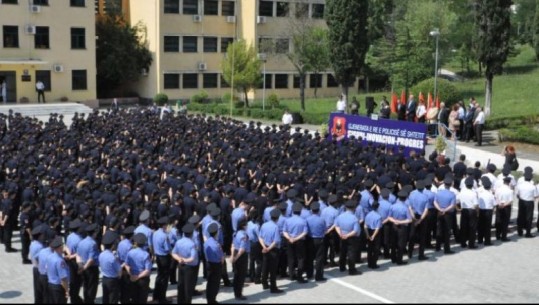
[182,223,195,234]
[69,219,82,230]
[380,188,390,199]
[415,180,425,190]
[102,231,119,246]
[133,233,147,246]
[278,202,288,211]
[139,210,150,222]
[444,176,453,185]
[328,194,338,204]
[292,202,303,213]
[121,226,135,236]
[270,208,281,218]
[310,201,320,211]
[188,215,201,224]
[31,224,43,236]
[207,223,219,235]
[286,189,298,199]
[50,236,63,249]
[397,190,408,198]
[465,176,475,187]
[345,200,356,209]
[210,207,221,217]
[85,223,98,233]
[157,216,169,226]
[480,176,492,188]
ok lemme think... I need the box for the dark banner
[328,113,427,153]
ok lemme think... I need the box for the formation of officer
[0,108,537,304]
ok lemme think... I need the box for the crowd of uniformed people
[0,106,537,304]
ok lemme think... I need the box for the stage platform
[0,102,93,118]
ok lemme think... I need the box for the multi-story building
[129,0,347,101]
[0,0,96,103]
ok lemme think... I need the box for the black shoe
[235,296,247,301]
[501,238,510,242]
[193,290,202,296]
[339,267,346,272]
[223,282,233,287]
[484,242,492,246]
[469,245,477,249]
[348,269,361,275]
[444,250,455,254]
[329,262,338,267]
[297,278,307,284]
[270,288,284,294]
[368,265,380,269]
[315,277,327,282]
[254,280,261,284]
[22,259,32,265]
[158,300,171,304]
[396,261,408,266]
[518,231,523,237]
[474,144,481,146]
[525,234,535,238]
[262,284,269,290]
[418,255,428,261]
[5,248,18,253]
[170,281,177,285]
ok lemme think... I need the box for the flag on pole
[436,96,440,109]
[391,92,398,113]
[427,92,433,110]
[400,90,406,105]
[419,92,425,104]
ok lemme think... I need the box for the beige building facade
[0,0,96,104]
[129,0,346,101]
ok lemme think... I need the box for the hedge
[498,126,539,145]
[410,78,463,107]
[485,114,539,130]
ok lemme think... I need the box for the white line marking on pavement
[326,275,395,304]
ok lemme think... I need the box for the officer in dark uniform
[46,236,70,304]
[30,225,45,304]
[364,201,382,269]
[231,219,249,300]
[65,219,84,304]
[204,222,224,304]
[388,190,412,265]
[305,201,327,281]
[99,231,122,304]
[283,202,308,283]
[434,177,457,254]
[77,223,100,304]
[20,201,32,264]
[172,223,198,304]
[259,208,284,293]
[152,216,171,303]
[1,189,17,252]
[125,233,152,304]
[335,200,360,275]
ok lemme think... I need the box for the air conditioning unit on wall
[53,64,64,73]
[25,24,36,35]
[226,16,236,23]
[197,62,207,71]
[30,5,41,13]
[193,15,202,22]
[257,16,267,24]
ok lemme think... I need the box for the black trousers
[287,239,306,280]
[463,122,474,141]
[48,283,67,304]
[3,223,13,250]
[391,224,408,263]
[169,258,178,284]
[517,200,534,235]
[478,209,493,244]
[305,237,314,278]
[21,230,31,260]
[233,251,248,297]
[82,265,99,304]
[177,264,196,304]
[33,267,43,304]
[460,209,478,247]
[102,277,120,304]
[367,229,381,267]
[153,254,171,302]
[496,205,511,240]
[382,223,392,258]
[39,274,49,304]
[261,248,279,289]
[408,216,428,257]
[67,259,83,304]
[436,212,453,252]
[37,90,46,103]
[475,123,484,145]
[120,270,131,304]
[311,238,325,279]
[426,208,438,246]
[130,276,150,304]
[339,236,359,273]
[324,231,339,264]
[249,241,262,282]
[278,240,288,277]
[206,262,222,304]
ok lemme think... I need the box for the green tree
[474,0,512,116]
[221,40,262,107]
[534,0,539,59]
[96,15,152,98]
[512,0,536,44]
[326,0,370,103]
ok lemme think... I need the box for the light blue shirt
[409,190,429,215]
[46,252,69,284]
[389,201,412,221]
[378,199,392,221]
[30,240,44,265]
[321,205,339,230]
[172,237,198,266]
[117,238,132,264]
[233,230,250,253]
[335,211,360,237]
[436,189,456,210]
[204,237,223,263]
[365,211,382,230]
[37,247,53,275]
[134,224,153,251]
[306,213,326,238]
[77,236,99,265]
[283,215,308,239]
[152,228,171,256]
[66,232,82,255]
[126,247,152,276]
[246,221,260,243]
[231,206,246,232]
[99,249,122,278]
[259,221,281,248]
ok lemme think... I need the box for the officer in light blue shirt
[99,231,122,304]
[359,180,375,214]
[259,208,284,293]
[435,177,457,254]
[408,180,430,260]
[126,233,152,303]
[231,200,248,232]
[246,210,262,284]
[204,223,224,304]
[263,200,277,223]
[285,189,298,218]
[424,178,438,248]
[152,216,172,303]
[37,242,53,304]
[231,219,249,300]
[64,220,83,304]
[321,194,340,266]
[335,200,361,275]
[388,190,413,265]
[317,189,329,211]
[46,237,69,304]
[283,203,308,283]
[378,189,393,259]
[77,223,100,304]
[172,223,198,304]
[30,225,45,304]
[306,202,327,281]
[134,210,154,253]
[364,201,382,269]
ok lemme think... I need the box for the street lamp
[257,53,267,111]
[429,28,440,103]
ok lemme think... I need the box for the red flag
[390,93,398,113]
[427,92,433,110]
[400,90,406,105]
[436,96,440,109]
[419,92,425,104]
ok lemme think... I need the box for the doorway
[0,71,16,103]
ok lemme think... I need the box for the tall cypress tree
[325,0,369,106]
[474,0,512,116]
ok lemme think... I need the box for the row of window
[29,69,88,91]
[164,0,235,16]
[259,1,324,18]
[164,36,233,53]
[164,73,339,90]
[1,0,85,6]
[2,26,86,49]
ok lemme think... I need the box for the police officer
[305,201,327,281]
[458,177,479,249]
[377,189,393,259]
[515,171,538,237]
[152,216,171,303]
[30,225,45,304]
[125,233,152,304]
[20,201,32,264]
[477,177,496,246]
[388,191,412,265]
[65,219,84,304]
[246,209,262,284]
[134,210,153,254]
[36,234,54,304]
[259,208,284,293]
[407,180,429,260]
[77,223,100,304]
[283,202,308,283]
[364,201,382,269]
[231,219,249,300]
[335,200,360,275]
[188,215,203,296]
[99,231,122,304]
[172,223,198,304]
[321,194,339,266]
[204,222,223,304]
[434,177,457,254]
[495,177,514,241]
[46,237,70,304]
[117,226,134,304]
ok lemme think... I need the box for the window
[327,74,339,87]
[164,0,179,13]
[34,26,49,49]
[203,37,218,52]
[275,38,289,53]
[309,73,322,88]
[3,26,19,48]
[258,37,273,53]
[220,75,230,88]
[276,2,288,17]
[71,28,86,49]
[312,4,324,18]
[164,36,179,52]
[1,0,18,4]
[258,74,272,89]
[295,3,308,18]
[259,0,273,17]
[183,36,197,52]
[35,70,51,91]
[72,70,87,90]
[204,0,218,15]
[275,74,288,89]
[70,0,84,7]
[183,0,198,14]
[293,75,301,88]
[33,0,48,4]
[221,37,233,53]
[183,73,198,89]
[222,1,235,16]
[203,73,218,88]
[164,73,180,89]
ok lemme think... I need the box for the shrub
[264,109,285,120]
[222,92,239,104]
[268,93,280,109]
[499,126,539,145]
[302,112,328,125]
[234,101,245,108]
[191,90,209,104]
[153,93,168,106]
[410,78,463,107]
[319,123,329,137]
[250,109,265,119]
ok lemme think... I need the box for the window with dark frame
[220,74,230,88]
[3,26,19,48]
[275,38,289,54]
[183,36,198,52]
[164,0,179,13]
[293,74,301,88]
[258,73,272,89]
[164,73,180,89]
[72,70,87,90]
[259,0,273,17]
[274,74,288,89]
[221,37,233,53]
[309,73,322,88]
[164,36,179,52]
[312,4,324,18]
[183,73,198,89]
[203,73,218,88]
[35,70,51,91]
[221,1,235,16]
[295,3,308,18]
[71,28,86,49]
[183,0,198,14]
[204,0,218,15]
[203,37,218,52]
[276,2,288,17]
[34,26,49,49]
[258,37,273,53]
[33,0,48,5]
[70,0,84,7]
[327,73,339,87]
[1,0,18,4]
